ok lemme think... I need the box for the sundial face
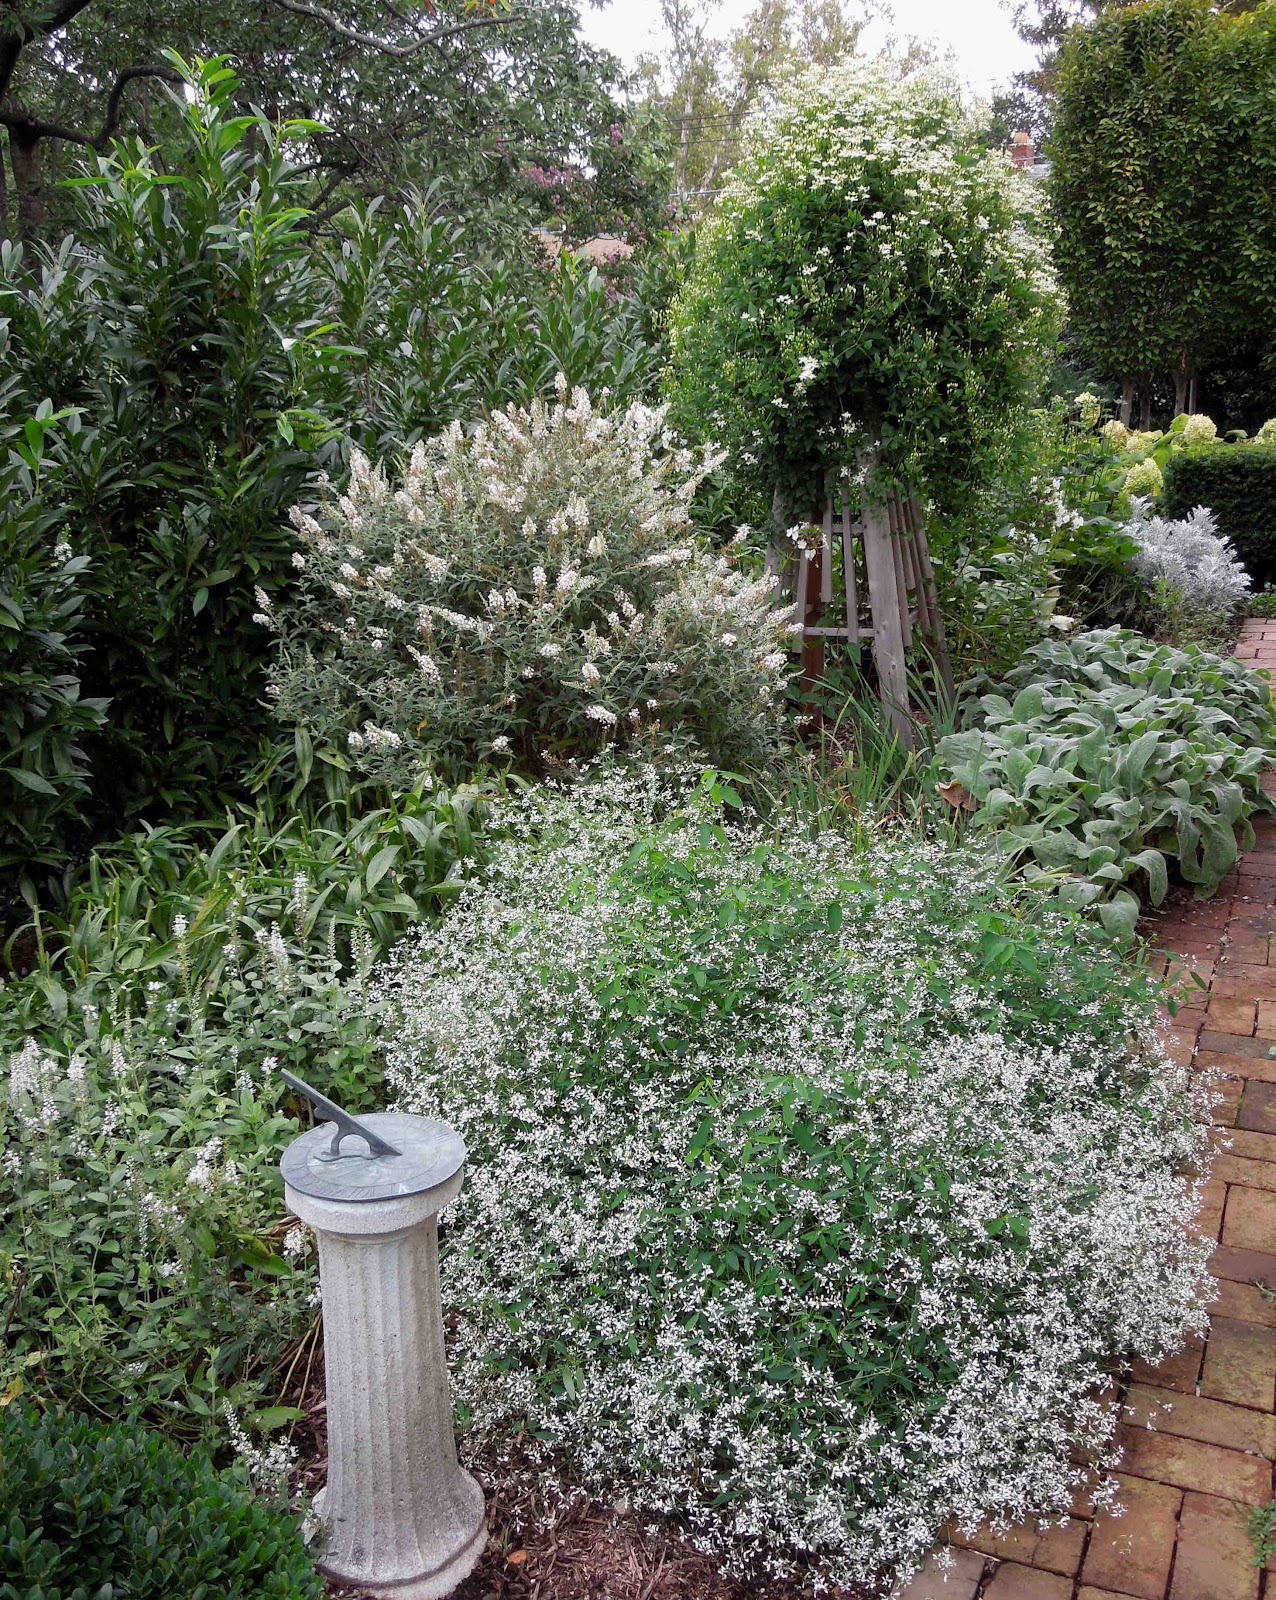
[281,1112,466,1203]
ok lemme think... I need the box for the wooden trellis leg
[906,493,955,706]
[860,493,914,751]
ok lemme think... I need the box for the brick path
[902,617,1276,1600]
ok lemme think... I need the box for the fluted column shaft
[286,1176,485,1598]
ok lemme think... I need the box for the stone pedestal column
[285,1129,485,1598]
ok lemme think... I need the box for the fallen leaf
[936,779,975,812]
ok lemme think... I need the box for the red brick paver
[901,616,1276,1600]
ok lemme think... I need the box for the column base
[315,1473,487,1599]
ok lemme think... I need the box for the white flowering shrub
[266,386,796,782]
[1126,500,1252,633]
[375,770,1211,1590]
[665,62,1059,516]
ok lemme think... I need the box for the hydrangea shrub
[267,387,796,781]
[664,63,1059,515]
[375,771,1211,1590]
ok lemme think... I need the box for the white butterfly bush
[374,771,1211,1591]
[1126,499,1251,628]
[266,382,796,781]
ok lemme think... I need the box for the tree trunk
[8,130,45,240]
[1139,388,1154,431]
[1173,351,1192,418]
[1188,374,1198,414]
[1120,380,1135,427]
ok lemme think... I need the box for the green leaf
[365,844,399,891]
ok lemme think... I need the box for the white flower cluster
[373,772,1210,1590]
[1126,500,1251,626]
[269,392,796,778]
[666,59,1058,508]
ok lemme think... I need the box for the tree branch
[0,104,95,148]
[99,63,181,144]
[0,0,96,102]
[266,0,526,57]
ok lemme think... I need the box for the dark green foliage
[1163,446,1276,587]
[0,399,109,912]
[326,197,666,461]
[1050,0,1276,414]
[0,1403,324,1599]
[0,0,639,242]
[1,64,351,831]
[0,779,485,1422]
[1197,336,1276,436]
[0,58,670,878]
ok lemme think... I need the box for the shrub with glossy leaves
[0,402,108,912]
[664,61,1059,516]
[267,387,796,782]
[0,1402,323,1599]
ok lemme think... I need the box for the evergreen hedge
[0,1404,323,1600]
[1163,445,1276,587]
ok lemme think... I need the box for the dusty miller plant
[266,384,797,781]
[1125,499,1251,637]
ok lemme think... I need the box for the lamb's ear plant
[935,628,1276,934]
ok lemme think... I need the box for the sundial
[277,1068,486,1594]
[279,1069,466,1204]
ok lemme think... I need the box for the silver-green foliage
[266,388,797,783]
[935,628,1276,934]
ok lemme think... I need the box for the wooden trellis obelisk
[766,469,953,751]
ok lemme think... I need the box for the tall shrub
[664,62,1059,519]
[267,389,796,782]
[0,57,674,839]
[1050,0,1276,425]
[0,397,108,910]
[0,57,350,827]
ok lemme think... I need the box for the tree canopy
[1049,0,1276,422]
[0,0,631,235]
[635,0,874,209]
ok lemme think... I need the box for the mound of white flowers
[1127,499,1251,630]
[374,771,1212,1591]
[265,384,795,783]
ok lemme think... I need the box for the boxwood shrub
[0,1403,323,1599]
[1163,445,1276,587]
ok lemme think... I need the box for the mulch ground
[302,615,1276,1600]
